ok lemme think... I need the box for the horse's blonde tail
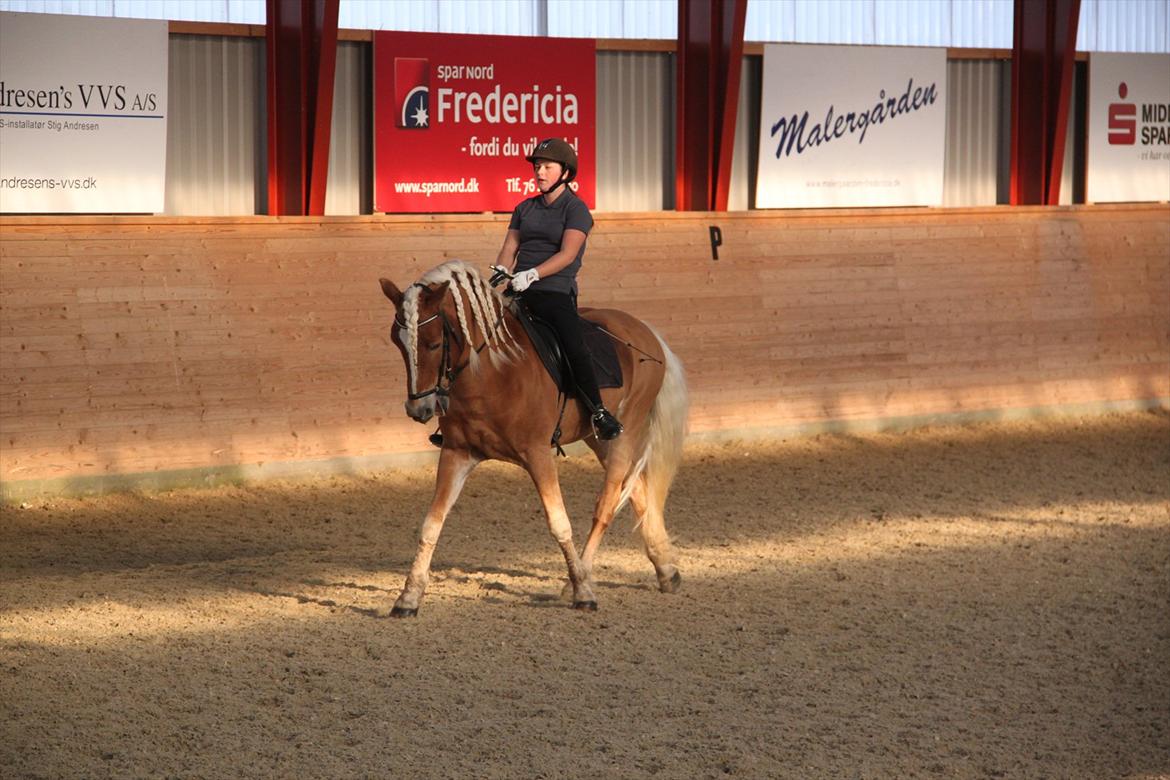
[617,329,688,513]
[643,333,688,510]
[624,329,687,592]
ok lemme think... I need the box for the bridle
[393,283,500,410]
[395,309,461,410]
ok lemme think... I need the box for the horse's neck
[449,304,535,388]
[503,304,544,362]
[452,305,541,394]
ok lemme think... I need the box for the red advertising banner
[374,31,596,213]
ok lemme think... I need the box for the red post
[713,0,748,212]
[676,0,748,211]
[1010,0,1081,205]
[266,0,339,216]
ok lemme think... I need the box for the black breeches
[520,290,603,408]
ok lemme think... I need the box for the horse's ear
[379,278,403,307]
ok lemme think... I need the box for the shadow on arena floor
[2,409,1165,580]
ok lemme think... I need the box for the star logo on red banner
[395,57,429,129]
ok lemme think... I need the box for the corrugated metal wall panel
[0,0,265,22]
[875,0,950,46]
[744,0,1016,46]
[1078,0,1170,52]
[595,51,674,212]
[794,0,873,44]
[116,1,258,23]
[969,0,1012,47]
[340,0,437,31]
[1,0,108,12]
[144,1,224,23]
[950,0,1013,48]
[164,34,263,216]
[548,0,623,38]
[325,42,370,216]
[438,0,540,35]
[1077,0,1097,50]
[223,0,262,23]
[9,0,1167,50]
[746,0,796,42]
[20,3,1158,215]
[729,55,761,211]
[943,59,1003,206]
[620,0,675,39]
[336,0,541,34]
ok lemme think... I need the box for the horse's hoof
[390,606,418,618]
[660,570,682,594]
[572,600,599,612]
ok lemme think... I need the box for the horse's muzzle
[405,398,435,424]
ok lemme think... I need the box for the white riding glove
[510,268,540,293]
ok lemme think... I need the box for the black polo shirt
[508,188,593,296]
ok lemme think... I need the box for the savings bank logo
[395,57,429,129]
[1108,82,1136,145]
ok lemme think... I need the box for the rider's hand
[510,268,539,293]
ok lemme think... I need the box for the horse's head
[380,261,522,426]
[379,277,456,424]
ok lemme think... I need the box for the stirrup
[428,430,443,448]
[591,406,623,441]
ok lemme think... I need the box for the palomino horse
[378,260,688,615]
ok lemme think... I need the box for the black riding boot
[591,406,624,440]
[522,290,625,441]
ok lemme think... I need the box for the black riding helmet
[525,138,578,190]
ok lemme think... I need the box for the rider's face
[532,160,563,190]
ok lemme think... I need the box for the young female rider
[497,138,623,441]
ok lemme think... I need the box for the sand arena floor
[2,412,1168,779]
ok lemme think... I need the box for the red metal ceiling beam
[1010,0,1081,205]
[266,0,339,216]
[676,0,748,212]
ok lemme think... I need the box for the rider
[498,138,624,441]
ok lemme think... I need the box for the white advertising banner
[1087,53,1170,204]
[756,44,947,209]
[0,12,168,213]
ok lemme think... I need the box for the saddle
[511,300,623,396]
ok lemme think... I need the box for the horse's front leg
[391,447,479,617]
[525,451,597,611]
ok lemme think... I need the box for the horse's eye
[426,342,441,351]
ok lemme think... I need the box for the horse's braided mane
[401,260,522,394]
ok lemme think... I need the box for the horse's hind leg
[630,475,682,593]
[391,448,479,617]
[525,451,597,610]
[576,446,636,590]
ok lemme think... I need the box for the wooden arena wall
[2,205,1167,496]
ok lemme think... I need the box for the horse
[378,260,688,615]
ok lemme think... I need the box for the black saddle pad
[513,302,623,395]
